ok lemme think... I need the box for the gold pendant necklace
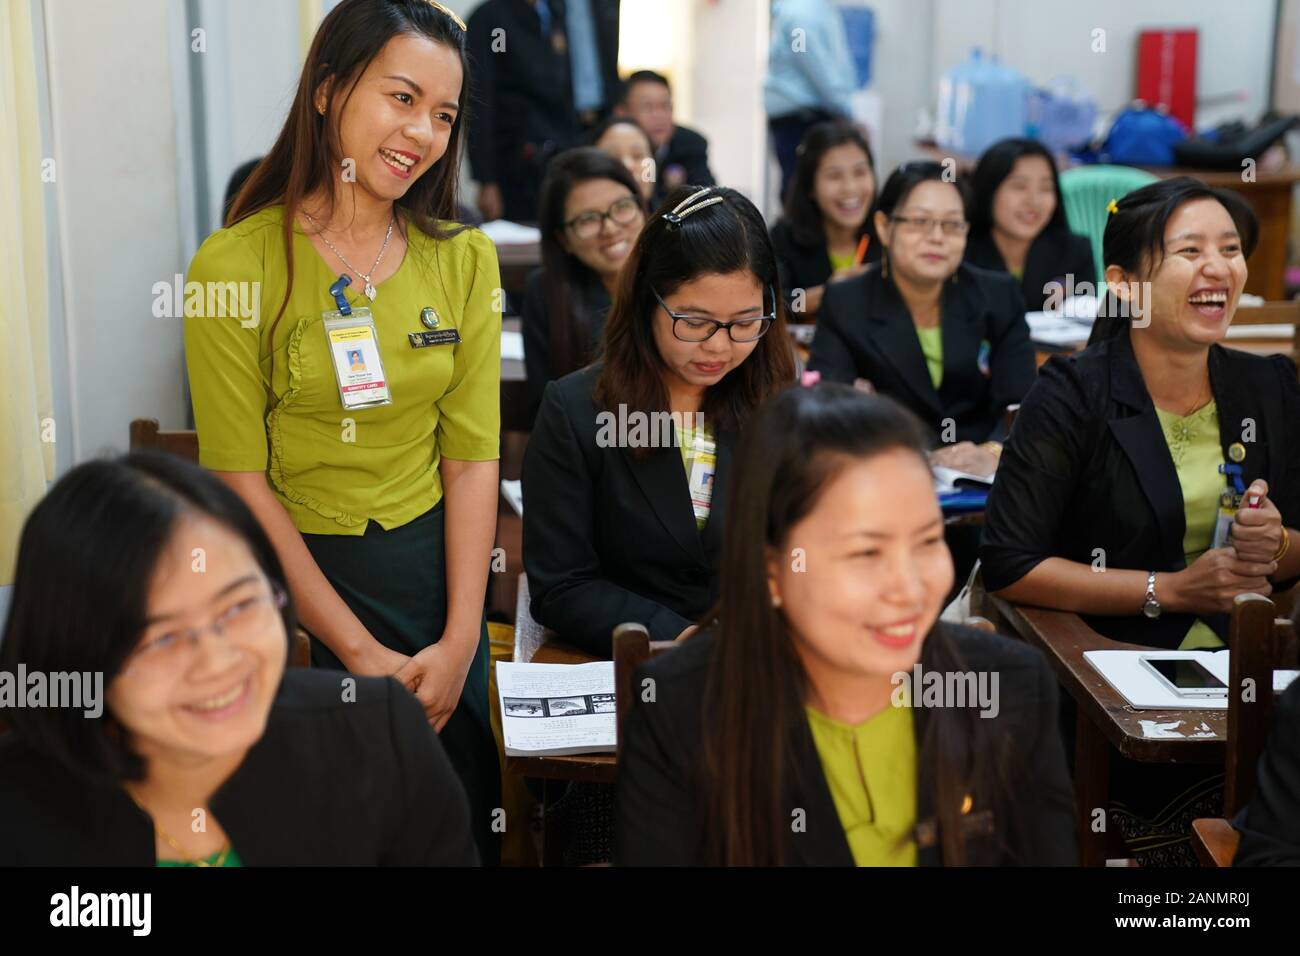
[127,790,231,866]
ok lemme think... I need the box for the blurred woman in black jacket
[808,160,1035,477]
[964,137,1095,311]
[769,121,878,319]
[982,177,1300,650]
[616,384,1075,866]
[0,453,475,865]
[523,148,647,424]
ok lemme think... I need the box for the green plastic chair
[1059,165,1159,283]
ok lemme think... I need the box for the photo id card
[323,309,392,410]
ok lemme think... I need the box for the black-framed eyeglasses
[564,195,644,240]
[889,214,969,237]
[651,286,776,343]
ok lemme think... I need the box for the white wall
[932,0,1275,133]
[43,0,189,458]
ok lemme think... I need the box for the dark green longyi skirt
[302,501,500,865]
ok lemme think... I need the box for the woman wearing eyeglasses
[0,453,476,865]
[808,161,1036,480]
[522,185,796,656]
[523,148,648,425]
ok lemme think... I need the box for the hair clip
[800,370,821,387]
[427,0,467,31]
[661,187,724,229]
[1107,198,1119,215]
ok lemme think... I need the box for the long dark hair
[968,137,1069,240]
[538,148,645,378]
[783,120,877,248]
[874,161,972,280]
[0,452,297,786]
[594,185,796,440]
[698,383,1004,865]
[1088,176,1260,344]
[226,0,470,363]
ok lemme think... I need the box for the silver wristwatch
[1142,571,1162,619]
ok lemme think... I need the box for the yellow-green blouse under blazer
[914,324,944,390]
[806,702,918,866]
[183,206,502,536]
[1155,400,1225,650]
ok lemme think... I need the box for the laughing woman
[0,454,475,865]
[182,0,501,860]
[982,177,1300,651]
[615,384,1075,866]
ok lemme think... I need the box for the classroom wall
[931,0,1275,133]
[41,0,189,460]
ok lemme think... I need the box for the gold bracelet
[980,441,1003,461]
[1274,528,1291,563]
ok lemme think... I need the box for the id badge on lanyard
[322,275,392,410]
[1211,460,1248,550]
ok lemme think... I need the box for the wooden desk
[1031,300,1298,369]
[503,639,618,785]
[986,597,1224,866]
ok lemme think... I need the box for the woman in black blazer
[965,138,1096,312]
[0,453,474,865]
[808,161,1035,475]
[982,177,1300,650]
[769,121,878,319]
[523,148,647,424]
[615,384,1076,866]
[523,185,795,656]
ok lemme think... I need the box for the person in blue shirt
[764,0,859,201]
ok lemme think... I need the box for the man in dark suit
[614,70,715,204]
[467,0,622,223]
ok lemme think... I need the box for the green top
[1155,400,1225,650]
[914,324,944,389]
[183,206,502,536]
[828,250,856,274]
[806,702,918,866]
[157,847,243,867]
[677,420,717,530]
[1008,264,1024,281]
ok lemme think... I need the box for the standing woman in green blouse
[183,0,501,860]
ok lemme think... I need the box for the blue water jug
[937,48,1029,156]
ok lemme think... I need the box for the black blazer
[467,0,621,217]
[1234,677,1300,865]
[652,125,715,202]
[0,670,477,865]
[521,266,612,425]
[964,228,1096,313]
[522,365,730,655]
[981,330,1300,649]
[807,262,1035,444]
[771,217,834,302]
[615,625,1077,866]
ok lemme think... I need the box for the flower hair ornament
[1106,197,1120,216]
[661,186,725,230]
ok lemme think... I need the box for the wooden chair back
[1192,592,1298,866]
[613,622,676,750]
